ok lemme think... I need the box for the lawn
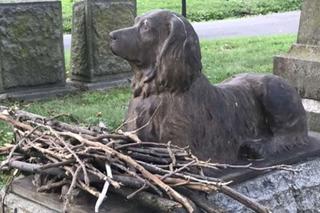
[62,0,302,32]
[0,34,295,185]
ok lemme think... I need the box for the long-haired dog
[110,10,309,163]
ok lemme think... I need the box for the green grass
[65,49,71,75]
[23,87,131,129]
[201,35,296,83]
[138,0,302,21]
[62,0,302,32]
[62,0,73,33]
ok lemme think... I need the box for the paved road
[193,11,300,39]
[63,11,300,49]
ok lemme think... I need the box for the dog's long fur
[110,10,309,163]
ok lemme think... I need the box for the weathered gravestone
[274,0,320,132]
[0,0,72,100]
[70,0,136,90]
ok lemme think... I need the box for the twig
[178,188,224,213]
[49,127,90,185]
[95,163,112,213]
[167,141,177,169]
[59,131,195,213]
[64,166,81,212]
[126,183,147,199]
[161,160,196,180]
[114,116,138,133]
[0,126,40,169]
[113,187,188,213]
[124,101,162,135]
[39,159,76,170]
[1,169,18,213]
[95,180,110,213]
[117,129,142,143]
[116,101,162,143]
[113,162,162,196]
[0,108,276,213]
[218,185,270,213]
[37,179,69,192]
[0,145,14,155]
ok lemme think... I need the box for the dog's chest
[127,90,267,148]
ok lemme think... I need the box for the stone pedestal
[70,0,136,90]
[209,155,320,212]
[1,130,320,213]
[0,176,147,213]
[0,0,72,100]
[273,0,320,132]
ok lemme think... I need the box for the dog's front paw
[238,139,267,161]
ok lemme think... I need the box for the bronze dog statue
[110,10,309,163]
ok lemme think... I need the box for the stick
[0,126,40,169]
[126,183,147,199]
[167,141,177,169]
[178,188,224,213]
[49,127,90,185]
[59,131,195,213]
[161,160,195,180]
[39,159,76,170]
[0,108,276,213]
[113,162,162,196]
[95,163,112,212]
[218,185,270,213]
[63,166,81,212]
[113,187,188,213]
[37,179,70,192]
[0,145,14,155]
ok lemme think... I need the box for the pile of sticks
[0,106,278,213]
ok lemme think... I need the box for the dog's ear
[134,16,141,24]
[156,13,202,93]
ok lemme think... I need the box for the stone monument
[274,0,320,132]
[0,0,71,100]
[70,0,136,90]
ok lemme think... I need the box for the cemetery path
[63,11,300,50]
[193,11,300,40]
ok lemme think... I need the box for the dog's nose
[109,31,117,40]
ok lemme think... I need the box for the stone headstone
[273,0,320,132]
[0,0,72,100]
[70,0,136,90]
[297,0,320,46]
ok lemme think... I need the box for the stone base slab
[209,154,320,212]
[70,72,131,90]
[1,133,320,212]
[303,98,320,132]
[69,73,131,91]
[0,84,77,101]
[0,176,145,213]
[273,44,320,100]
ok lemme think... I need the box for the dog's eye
[140,20,151,32]
[142,25,149,31]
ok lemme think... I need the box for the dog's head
[110,10,202,96]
